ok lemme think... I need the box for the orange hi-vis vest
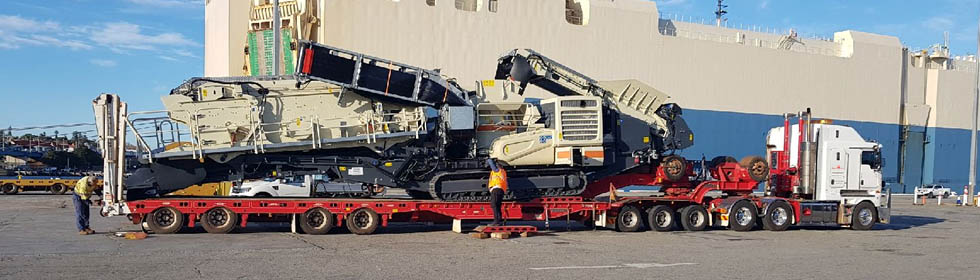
[488,168,508,192]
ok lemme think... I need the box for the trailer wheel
[346,208,380,235]
[300,207,335,235]
[50,183,68,195]
[147,207,184,234]
[762,200,792,231]
[615,205,644,232]
[678,205,708,231]
[1,184,18,195]
[201,207,238,234]
[851,202,877,230]
[661,155,687,182]
[647,205,677,232]
[729,200,758,231]
[739,156,770,182]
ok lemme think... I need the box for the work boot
[78,230,89,235]
[85,228,95,234]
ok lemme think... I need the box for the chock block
[490,232,511,239]
[470,232,490,239]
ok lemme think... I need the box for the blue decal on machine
[539,135,553,143]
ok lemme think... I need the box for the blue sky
[0,0,978,137]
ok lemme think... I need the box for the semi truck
[90,43,888,234]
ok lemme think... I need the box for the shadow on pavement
[874,215,945,230]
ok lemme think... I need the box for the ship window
[455,0,481,12]
[565,0,590,25]
[836,152,840,161]
[426,0,436,6]
[835,130,839,138]
[488,0,498,12]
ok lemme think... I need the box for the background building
[203,0,980,192]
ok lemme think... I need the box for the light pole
[970,15,979,206]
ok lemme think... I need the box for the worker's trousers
[73,194,90,231]
[490,188,504,225]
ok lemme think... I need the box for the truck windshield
[861,150,881,170]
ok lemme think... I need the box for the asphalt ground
[0,193,978,280]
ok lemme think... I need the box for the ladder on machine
[93,94,131,216]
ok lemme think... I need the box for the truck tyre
[739,156,770,182]
[729,200,758,231]
[300,207,335,235]
[762,200,792,231]
[50,183,68,195]
[201,207,238,234]
[647,205,677,232]
[346,208,380,235]
[661,155,687,182]
[615,205,644,232]
[850,202,878,231]
[147,207,184,234]
[1,184,18,195]
[678,205,708,231]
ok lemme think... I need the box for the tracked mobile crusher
[96,42,708,202]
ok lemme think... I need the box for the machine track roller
[347,208,381,235]
[201,207,238,234]
[647,205,677,232]
[300,207,335,235]
[147,206,184,234]
[661,155,687,182]
[729,200,758,231]
[615,205,645,232]
[850,202,878,231]
[762,200,792,231]
[739,156,770,182]
[50,183,68,195]
[678,205,708,231]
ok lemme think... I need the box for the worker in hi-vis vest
[487,158,508,226]
[73,176,97,235]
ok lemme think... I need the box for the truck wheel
[201,207,238,234]
[739,156,770,182]
[679,205,708,231]
[346,208,380,235]
[729,200,758,231]
[615,205,644,232]
[851,202,877,230]
[300,207,335,235]
[1,184,18,195]
[762,200,792,231]
[661,155,687,182]
[647,205,677,232]
[147,207,184,234]
[50,183,68,195]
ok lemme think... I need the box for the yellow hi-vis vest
[75,176,94,200]
[488,168,508,192]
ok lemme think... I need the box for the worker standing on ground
[73,176,97,235]
[487,159,508,226]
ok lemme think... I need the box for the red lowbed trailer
[100,109,889,235]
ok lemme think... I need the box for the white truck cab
[765,112,890,229]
